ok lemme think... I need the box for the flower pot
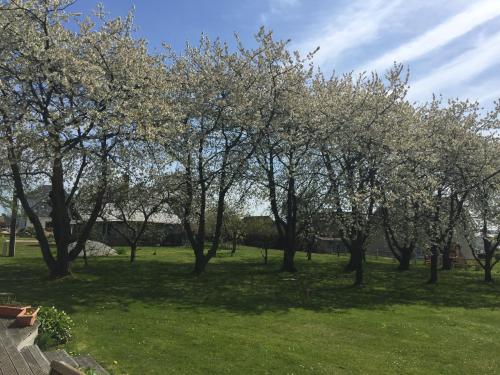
[16,307,40,327]
[0,304,30,318]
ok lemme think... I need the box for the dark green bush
[37,306,74,345]
[35,331,57,350]
[115,247,127,255]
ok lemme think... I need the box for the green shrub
[37,306,74,345]
[35,331,57,350]
[115,247,127,255]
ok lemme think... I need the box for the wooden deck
[0,317,108,375]
[0,318,37,374]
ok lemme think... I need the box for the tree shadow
[1,248,499,316]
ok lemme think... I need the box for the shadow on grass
[1,247,499,316]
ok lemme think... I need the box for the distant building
[0,214,7,229]
[73,208,184,247]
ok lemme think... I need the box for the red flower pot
[0,305,30,318]
[15,307,40,327]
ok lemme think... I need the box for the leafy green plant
[37,306,74,345]
[83,368,99,375]
[115,247,127,255]
[35,332,57,351]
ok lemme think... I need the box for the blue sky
[73,0,500,109]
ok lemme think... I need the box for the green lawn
[1,244,500,374]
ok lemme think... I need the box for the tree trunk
[50,156,73,278]
[281,245,297,272]
[231,237,237,256]
[82,246,88,267]
[281,222,297,272]
[428,246,438,284]
[441,227,454,270]
[281,175,297,272]
[306,238,313,261]
[344,251,356,272]
[130,244,137,263]
[281,223,297,272]
[262,248,268,264]
[351,246,364,286]
[484,255,493,282]
[398,250,411,271]
[51,258,71,279]
[441,245,452,270]
[193,245,207,274]
[9,154,57,273]
[8,189,17,257]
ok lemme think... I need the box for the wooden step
[21,345,50,374]
[45,349,79,368]
[74,355,110,375]
[0,327,35,374]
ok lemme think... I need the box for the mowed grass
[1,243,500,375]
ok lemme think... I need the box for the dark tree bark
[342,234,366,285]
[7,131,110,278]
[344,253,356,272]
[441,193,467,270]
[264,150,299,273]
[441,252,452,270]
[428,245,439,284]
[178,114,252,274]
[441,230,454,271]
[281,243,297,272]
[484,256,492,282]
[50,154,72,277]
[381,205,417,271]
[463,207,499,283]
[306,239,313,261]
[9,145,57,275]
[352,245,364,286]
[8,189,17,257]
[398,251,411,271]
[383,226,414,271]
[261,248,268,264]
[82,246,88,267]
[130,244,137,263]
[426,189,442,284]
[231,236,237,256]
[193,246,208,274]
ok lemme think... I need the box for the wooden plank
[20,347,47,375]
[28,345,50,371]
[45,350,79,369]
[0,331,33,375]
[49,361,84,375]
[0,335,19,375]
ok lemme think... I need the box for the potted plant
[0,304,30,318]
[16,307,40,327]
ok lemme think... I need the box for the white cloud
[452,79,500,106]
[408,31,500,102]
[259,0,301,24]
[292,0,404,67]
[361,0,500,72]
